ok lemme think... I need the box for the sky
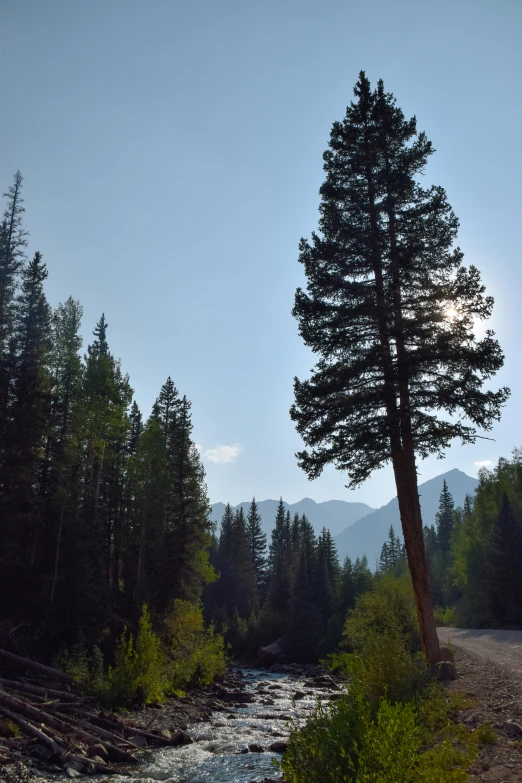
[1,0,521,509]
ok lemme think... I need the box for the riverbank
[0,663,336,783]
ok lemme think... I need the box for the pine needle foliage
[291,72,508,487]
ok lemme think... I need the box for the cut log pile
[0,648,187,776]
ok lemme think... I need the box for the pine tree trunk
[391,447,441,664]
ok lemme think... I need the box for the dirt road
[437,627,522,675]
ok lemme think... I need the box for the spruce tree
[486,493,522,627]
[245,497,267,593]
[379,541,390,573]
[0,253,52,577]
[0,171,28,435]
[436,480,455,554]
[267,498,292,611]
[290,72,508,662]
[231,507,259,618]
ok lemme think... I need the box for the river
[107,667,340,783]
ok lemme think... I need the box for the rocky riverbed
[0,665,341,783]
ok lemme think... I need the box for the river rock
[249,743,265,753]
[270,741,289,753]
[313,675,337,688]
[293,690,306,699]
[257,638,289,665]
[504,721,522,736]
[219,689,255,703]
[171,729,194,745]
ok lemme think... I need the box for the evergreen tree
[287,534,321,660]
[486,493,522,627]
[436,480,455,554]
[0,171,28,435]
[339,555,374,618]
[231,507,259,618]
[267,498,292,611]
[245,497,267,593]
[0,253,52,581]
[161,394,212,607]
[379,541,390,573]
[290,72,508,661]
[40,297,85,626]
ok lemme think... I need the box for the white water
[108,668,338,783]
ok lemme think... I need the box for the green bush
[344,576,420,655]
[434,605,457,627]
[55,641,104,695]
[163,599,226,690]
[283,691,472,783]
[286,576,478,782]
[328,577,426,705]
[104,604,166,708]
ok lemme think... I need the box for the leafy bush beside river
[282,577,485,783]
[57,602,226,709]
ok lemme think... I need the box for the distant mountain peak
[335,469,479,566]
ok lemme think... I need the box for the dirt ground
[449,645,522,782]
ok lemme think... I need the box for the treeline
[376,460,522,629]
[0,172,217,671]
[205,499,374,660]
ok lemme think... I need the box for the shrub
[283,691,473,783]
[55,641,104,695]
[163,599,226,690]
[344,576,420,655]
[329,577,426,705]
[287,576,478,782]
[104,604,166,708]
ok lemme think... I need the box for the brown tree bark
[392,446,441,663]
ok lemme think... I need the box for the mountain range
[334,468,479,567]
[211,468,479,565]
[210,498,374,538]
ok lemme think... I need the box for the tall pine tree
[436,480,455,554]
[290,73,508,662]
[246,497,267,593]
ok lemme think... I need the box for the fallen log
[72,718,153,756]
[0,649,74,684]
[0,703,65,756]
[0,691,136,765]
[58,705,172,745]
[0,676,84,702]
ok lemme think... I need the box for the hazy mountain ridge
[210,497,375,537]
[334,468,479,567]
[211,469,479,564]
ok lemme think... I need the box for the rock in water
[270,741,289,753]
[257,639,288,665]
[171,729,194,745]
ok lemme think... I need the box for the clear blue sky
[1,0,521,508]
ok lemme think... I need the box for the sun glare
[445,305,459,321]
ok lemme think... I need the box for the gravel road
[437,627,522,675]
